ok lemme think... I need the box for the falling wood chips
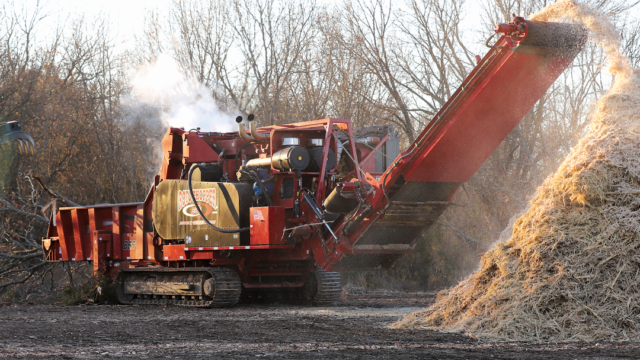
[393,0,640,341]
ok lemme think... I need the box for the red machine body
[42,18,587,306]
[250,207,286,245]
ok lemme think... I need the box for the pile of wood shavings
[394,0,640,341]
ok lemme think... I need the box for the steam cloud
[129,55,238,132]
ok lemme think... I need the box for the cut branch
[0,198,48,223]
[32,176,82,207]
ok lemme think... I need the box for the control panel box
[250,206,285,245]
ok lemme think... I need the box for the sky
[41,0,488,51]
[46,0,174,47]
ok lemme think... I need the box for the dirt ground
[1,291,639,359]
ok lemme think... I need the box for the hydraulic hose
[188,163,250,233]
[234,142,256,174]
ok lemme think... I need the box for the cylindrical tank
[246,146,310,171]
[199,164,224,182]
[272,146,310,171]
[306,147,337,172]
[245,157,272,167]
[323,186,359,214]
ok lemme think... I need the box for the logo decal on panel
[178,188,217,217]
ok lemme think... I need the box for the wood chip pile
[394,0,640,341]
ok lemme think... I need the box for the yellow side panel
[152,180,241,246]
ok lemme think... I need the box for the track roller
[299,269,342,306]
[115,267,242,308]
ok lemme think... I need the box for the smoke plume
[129,55,238,133]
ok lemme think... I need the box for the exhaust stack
[236,116,256,143]
[248,114,269,142]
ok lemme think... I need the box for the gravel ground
[0,291,638,359]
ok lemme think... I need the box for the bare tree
[168,0,238,110]
[335,0,420,140]
[230,0,318,125]
[0,4,154,298]
[395,0,474,131]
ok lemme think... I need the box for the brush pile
[394,0,640,341]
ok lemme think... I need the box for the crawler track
[310,270,342,305]
[115,267,242,308]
